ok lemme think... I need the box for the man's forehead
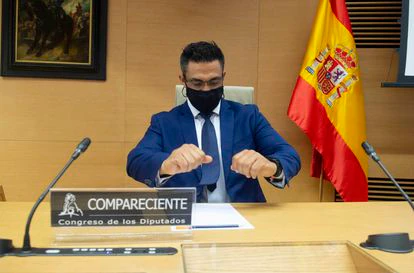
[186,60,222,77]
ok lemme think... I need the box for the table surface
[0,201,413,273]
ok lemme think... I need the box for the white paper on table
[172,203,254,231]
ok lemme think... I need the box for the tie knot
[199,112,213,120]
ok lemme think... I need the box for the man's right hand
[159,144,212,176]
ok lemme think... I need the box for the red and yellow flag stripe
[288,0,368,201]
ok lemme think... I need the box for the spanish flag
[287,0,368,201]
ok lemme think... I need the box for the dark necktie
[199,113,220,192]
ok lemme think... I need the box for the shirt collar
[187,99,221,119]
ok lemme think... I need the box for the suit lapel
[178,102,201,180]
[220,100,234,182]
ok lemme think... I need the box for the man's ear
[179,74,185,84]
[223,71,226,78]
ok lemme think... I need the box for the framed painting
[1,0,107,80]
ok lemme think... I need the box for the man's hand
[231,149,277,179]
[160,144,212,176]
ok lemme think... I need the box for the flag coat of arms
[287,0,368,201]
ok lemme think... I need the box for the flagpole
[319,162,324,202]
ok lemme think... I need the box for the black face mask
[186,85,224,114]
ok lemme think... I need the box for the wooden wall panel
[0,0,127,142]
[359,48,414,178]
[125,0,259,142]
[0,0,129,201]
[0,141,127,201]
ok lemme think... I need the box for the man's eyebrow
[191,76,221,81]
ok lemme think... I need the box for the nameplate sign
[50,188,196,227]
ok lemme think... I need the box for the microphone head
[78,137,91,153]
[72,137,91,159]
[361,141,380,162]
[361,141,374,156]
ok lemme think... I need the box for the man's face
[181,60,225,91]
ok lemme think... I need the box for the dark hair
[180,41,225,75]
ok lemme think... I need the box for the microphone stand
[0,138,177,257]
[374,161,414,211]
[0,138,90,256]
[22,158,76,252]
[360,141,414,253]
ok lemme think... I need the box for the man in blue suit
[127,41,301,202]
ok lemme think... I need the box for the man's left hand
[231,150,277,179]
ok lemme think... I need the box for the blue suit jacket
[127,99,301,202]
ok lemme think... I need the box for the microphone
[361,141,414,211]
[72,137,91,159]
[22,137,91,251]
[360,141,414,253]
[361,141,380,162]
[0,138,91,255]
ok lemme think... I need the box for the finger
[259,159,278,177]
[184,145,211,170]
[165,144,197,174]
[168,157,182,174]
[180,151,198,171]
[193,145,206,155]
[174,153,190,172]
[187,145,207,165]
[231,150,248,172]
[174,144,198,171]
[202,155,213,164]
[182,145,205,169]
[239,152,259,178]
[233,150,254,175]
[250,158,265,179]
[188,144,207,157]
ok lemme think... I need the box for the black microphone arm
[361,141,414,211]
[360,141,414,254]
[22,137,91,252]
